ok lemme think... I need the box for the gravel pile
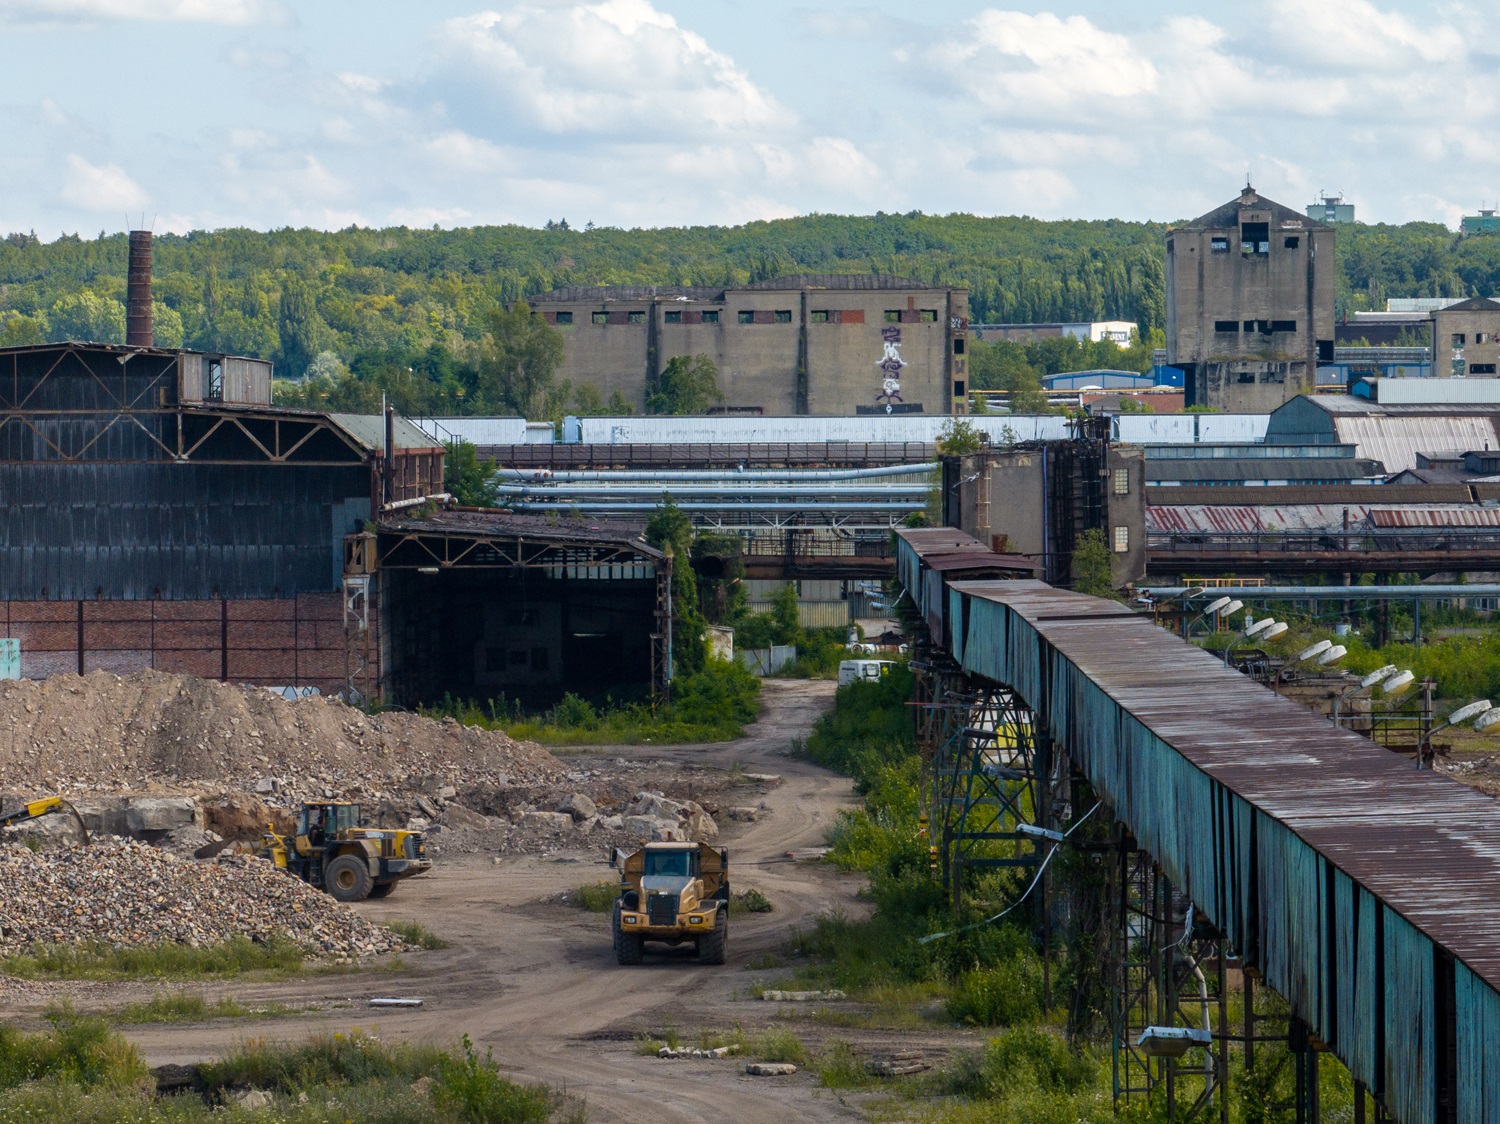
[0,841,404,958]
[0,669,560,807]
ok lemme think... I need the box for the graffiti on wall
[876,325,906,413]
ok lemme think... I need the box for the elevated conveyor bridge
[896,527,1500,1124]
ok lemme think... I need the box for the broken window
[1237,371,1256,383]
[554,311,573,325]
[1270,320,1297,332]
[920,310,938,322]
[738,311,754,324]
[1284,236,1300,249]
[592,312,608,325]
[206,358,224,402]
[1241,221,1270,254]
[1479,333,1489,344]
[702,311,720,323]
[953,380,966,398]
[1210,237,1229,253]
[774,310,792,323]
[1473,363,1498,374]
[663,311,681,324]
[1453,333,1467,347]
[810,310,829,323]
[884,310,901,322]
[953,337,966,354]
[1214,320,1238,333]
[1167,239,1175,255]
[628,311,645,324]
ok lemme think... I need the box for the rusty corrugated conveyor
[896,528,1500,1124]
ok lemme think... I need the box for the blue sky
[0,0,1490,236]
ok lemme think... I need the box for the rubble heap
[0,669,560,804]
[0,841,404,958]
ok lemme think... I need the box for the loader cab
[297,802,361,845]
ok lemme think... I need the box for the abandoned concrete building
[1166,185,1336,412]
[526,275,971,416]
[1431,297,1500,378]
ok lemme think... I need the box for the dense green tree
[476,301,565,417]
[277,279,328,379]
[48,290,124,343]
[644,497,708,675]
[647,354,722,415]
[444,440,499,507]
[1070,529,1118,599]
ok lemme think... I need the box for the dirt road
[120,680,874,1122]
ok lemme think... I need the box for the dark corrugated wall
[0,463,370,599]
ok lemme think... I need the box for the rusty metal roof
[1369,506,1500,528]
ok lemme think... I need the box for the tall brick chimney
[126,230,153,347]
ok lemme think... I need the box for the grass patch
[729,888,773,916]
[569,881,620,913]
[108,992,308,1025]
[748,1027,807,1065]
[386,920,449,950]
[425,658,761,745]
[0,936,305,981]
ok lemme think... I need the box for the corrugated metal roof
[326,413,445,453]
[1369,507,1500,527]
[1146,503,1378,533]
[1332,414,1500,473]
[1146,459,1382,483]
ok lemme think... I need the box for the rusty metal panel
[1369,506,1500,527]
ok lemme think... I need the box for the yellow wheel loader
[258,801,431,903]
[609,841,729,965]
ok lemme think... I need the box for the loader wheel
[698,906,727,965]
[613,902,643,965]
[325,855,373,902]
[367,882,396,900]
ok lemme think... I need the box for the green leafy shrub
[435,1035,552,1124]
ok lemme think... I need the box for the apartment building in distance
[1166,184,1336,412]
[526,275,971,416]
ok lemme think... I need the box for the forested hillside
[0,213,1495,414]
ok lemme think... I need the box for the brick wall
[0,594,379,696]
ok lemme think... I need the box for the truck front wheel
[698,907,727,965]
[613,902,643,965]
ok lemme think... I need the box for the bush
[570,881,620,913]
[436,1035,552,1124]
[0,1008,149,1092]
[668,658,761,731]
[947,958,1046,1027]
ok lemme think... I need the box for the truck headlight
[689,916,704,925]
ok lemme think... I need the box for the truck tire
[367,882,397,899]
[699,907,727,965]
[325,855,374,903]
[613,902,643,965]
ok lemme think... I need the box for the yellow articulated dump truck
[609,841,729,965]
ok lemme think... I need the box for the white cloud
[431,0,783,139]
[60,154,147,212]
[1265,0,1462,67]
[939,11,1158,116]
[0,0,285,23]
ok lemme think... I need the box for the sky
[0,0,1492,237]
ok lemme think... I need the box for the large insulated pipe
[491,463,938,483]
[126,230,153,347]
